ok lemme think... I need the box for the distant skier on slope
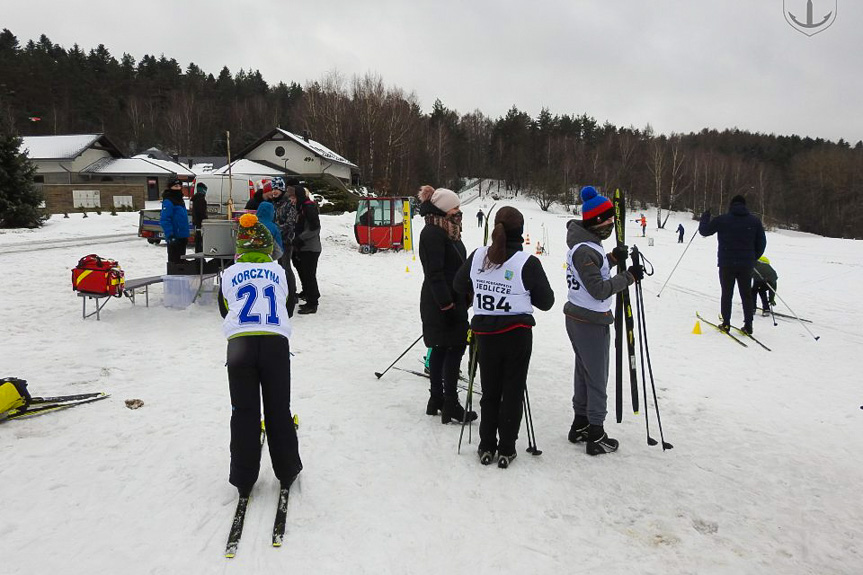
[699,195,766,335]
[218,214,302,498]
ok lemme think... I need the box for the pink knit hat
[418,185,460,213]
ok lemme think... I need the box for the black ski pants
[719,266,754,326]
[227,335,302,493]
[167,238,187,264]
[428,344,466,399]
[476,328,532,456]
[278,246,299,315]
[751,280,775,311]
[293,250,321,306]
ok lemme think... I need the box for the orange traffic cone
[535,242,542,255]
[525,233,531,245]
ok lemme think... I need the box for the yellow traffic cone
[405,265,410,273]
[692,321,702,335]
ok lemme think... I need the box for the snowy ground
[0,197,860,574]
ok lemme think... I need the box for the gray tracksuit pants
[565,317,610,425]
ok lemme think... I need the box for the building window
[275,146,285,158]
[34,175,45,183]
[72,190,101,208]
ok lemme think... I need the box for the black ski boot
[441,397,477,424]
[497,452,517,469]
[743,322,753,335]
[426,394,443,416]
[568,415,590,444]
[586,424,619,456]
[478,449,495,466]
[298,303,317,315]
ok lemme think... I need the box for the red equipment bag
[71,254,125,297]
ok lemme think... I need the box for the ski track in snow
[0,198,860,574]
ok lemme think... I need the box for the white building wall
[246,140,352,181]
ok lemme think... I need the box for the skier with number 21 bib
[218,213,302,498]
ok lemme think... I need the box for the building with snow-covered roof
[236,128,360,185]
[20,134,197,214]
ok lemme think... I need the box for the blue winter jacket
[160,191,191,240]
[699,201,766,268]
[255,201,284,251]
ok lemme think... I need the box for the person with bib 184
[454,207,554,469]
[218,213,302,498]
[564,186,641,456]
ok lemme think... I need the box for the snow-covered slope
[0,198,859,574]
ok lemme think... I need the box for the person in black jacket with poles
[454,206,554,468]
[292,184,322,314]
[417,185,477,425]
[699,195,766,334]
[191,182,208,253]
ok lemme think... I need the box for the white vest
[566,242,613,313]
[222,261,292,339]
[469,247,533,316]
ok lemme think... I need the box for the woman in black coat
[417,185,477,424]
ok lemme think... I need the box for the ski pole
[458,335,479,454]
[523,382,542,455]
[374,334,424,379]
[632,248,672,450]
[755,269,819,341]
[635,274,673,450]
[657,229,699,297]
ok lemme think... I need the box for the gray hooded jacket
[563,219,633,325]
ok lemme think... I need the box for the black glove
[701,210,711,220]
[611,246,628,264]
[627,264,644,282]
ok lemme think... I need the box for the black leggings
[227,336,302,492]
[476,328,532,456]
[428,345,466,399]
[719,267,753,326]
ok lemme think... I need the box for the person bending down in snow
[218,214,302,497]
[751,256,778,316]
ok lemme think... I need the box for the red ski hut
[354,197,412,253]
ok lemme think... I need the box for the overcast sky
[5,1,860,143]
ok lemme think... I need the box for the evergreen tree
[0,117,44,228]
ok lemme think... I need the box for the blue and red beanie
[581,186,614,227]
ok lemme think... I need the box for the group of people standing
[244,177,322,315]
[158,176,322,315]
[417,184,641,468]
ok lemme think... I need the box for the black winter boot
[426,395,443,416]
[586,424,619,456]
[568,415,590,444]
[478,449,495,466]
[298,303,317,315]
[441,397,477,424]
[497,452,517,469]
